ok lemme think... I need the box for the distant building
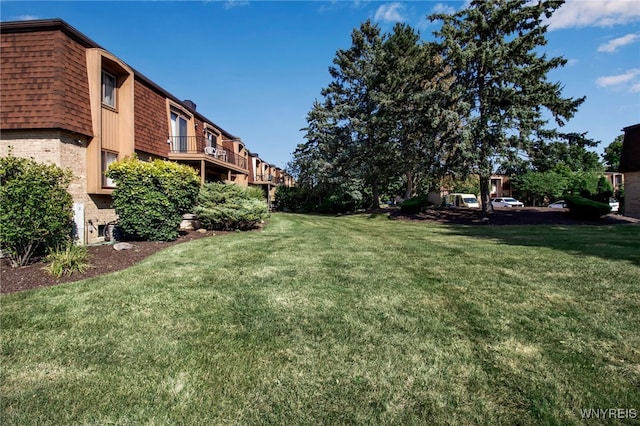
[619,123,640,219]
[490,175,513,198]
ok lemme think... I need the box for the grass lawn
[2,213,639,425]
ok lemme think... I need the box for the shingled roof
[620,123,640,173]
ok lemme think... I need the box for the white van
[444,193,480,208]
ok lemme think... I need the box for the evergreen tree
[380,24,464,198]
[321,20,393,208]
[430,0,585,213]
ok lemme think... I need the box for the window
[102,151,117,187]
[205,130,216,148]
[170,111,189,152]
[102,71,116,108]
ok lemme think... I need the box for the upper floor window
[205,130,217,148]
[102,71,116,108]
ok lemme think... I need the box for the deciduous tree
[602,134,624,172]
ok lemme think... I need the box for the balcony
[168,136,247,170]
[254,174,285,185]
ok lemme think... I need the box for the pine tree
[430,0,585,212]
[321,20,394,208]
[380,24,464,199]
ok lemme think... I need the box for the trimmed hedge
[400,195,430,214]
[106,156,200,241]
[565,195,611,220]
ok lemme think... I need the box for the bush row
[2,155,271,269]
[107,159,270,238]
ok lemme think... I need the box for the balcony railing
[254,174,285,184]
[168,136,247,169]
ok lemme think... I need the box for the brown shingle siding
[0,29,92,137]
[134,78,170,157]
[620,124,640,173]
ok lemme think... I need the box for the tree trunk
[479,174,493,214]
[404,170,414,200]
[371,179,380,209]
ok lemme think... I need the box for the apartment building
[1,19,292,243]
[248,153,295,208]
[620,123,640,219]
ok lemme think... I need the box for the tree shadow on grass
[389,208,640,266]
[450,221,639,266]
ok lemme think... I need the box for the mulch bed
[1,229,225,295]
[2,208,637,295]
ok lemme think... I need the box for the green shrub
[43,244,90,278]
[195,182,268,231]
[106,156,200,241]
[316,189,365,214]
[565,195,611,220]
[0,153,74,267]
[274,186,305,212]
[400,195,429,214]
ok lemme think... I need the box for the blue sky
[2,1,639,169]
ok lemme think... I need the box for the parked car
[444,193,480,208]
[609,198,619,213]
[491,197,524,208]
[547,200,567,209]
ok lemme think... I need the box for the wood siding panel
[101,108,119,151]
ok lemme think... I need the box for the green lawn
[2,213,639,425]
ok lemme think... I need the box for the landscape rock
[180,213,201,231]
[113,242,134,251]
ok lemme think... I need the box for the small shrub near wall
[195,183,268,231]
[0,153,74,267]
[106,156,200,241]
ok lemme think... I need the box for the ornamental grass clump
[195,182,268,231]
[43,243,90,278]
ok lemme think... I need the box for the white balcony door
[171,112,188,152]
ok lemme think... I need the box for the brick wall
[1,130,116,244]
[624,172,640,219]
[134,79,170,157]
